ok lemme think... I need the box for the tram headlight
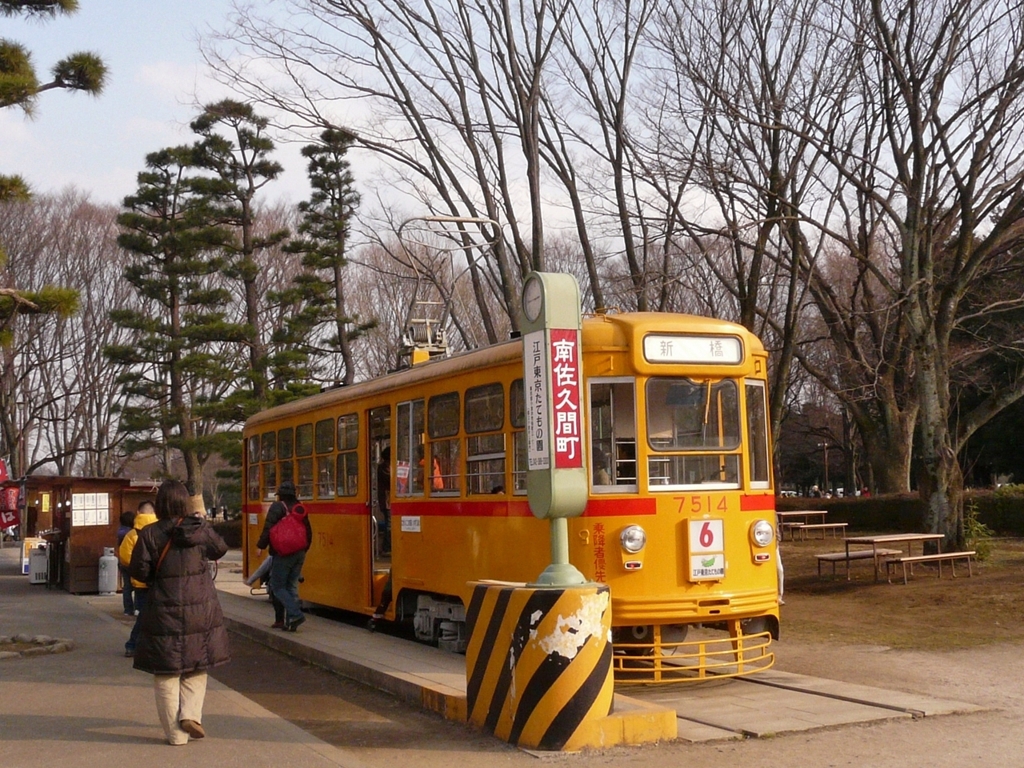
[620,525,647,553]
[751,520,774,548]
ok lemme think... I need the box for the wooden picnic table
[776,510,828,540]
[844,533,945,581]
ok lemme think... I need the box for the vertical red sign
[549,328,583,469]
[1,487,19,528]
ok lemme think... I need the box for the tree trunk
[916,351,964,549]
[917,445,964,551]
[848,394,915,495]
[189,493,207,517]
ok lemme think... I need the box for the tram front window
[646,378,741,489]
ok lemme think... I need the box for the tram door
[368,406,391,606]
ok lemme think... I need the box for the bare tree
[642,0,839,458]
[205,0,670,330]
[28,194,138,475]
[797,0,1024,544]
[0,191,134,476]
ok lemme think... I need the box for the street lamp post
[818,441,829,493]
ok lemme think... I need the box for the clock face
[523,276,543,322]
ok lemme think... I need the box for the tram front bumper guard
[612,624,774,684]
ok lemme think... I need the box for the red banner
[0,507,18,530]
[0,459,8,482]
[2,486,18,511]
[549,328,583,469]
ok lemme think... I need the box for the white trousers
[153,671,208,745]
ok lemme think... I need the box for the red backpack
[269,502,309,556]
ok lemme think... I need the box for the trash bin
[29,544,48,585]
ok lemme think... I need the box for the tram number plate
[400,516,421,533]
[689,519,725,581]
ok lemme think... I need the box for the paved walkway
[0,544,984,767]
[0,545,368,768]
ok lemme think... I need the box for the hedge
[213,519,242,549]
[776,486,1024,535]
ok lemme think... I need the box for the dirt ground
[212,537,1024,767]
[579,536,1024,766]
[779,535,1024,649]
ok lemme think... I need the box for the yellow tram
[242,311,779,682]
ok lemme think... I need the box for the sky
[1,1,310,207]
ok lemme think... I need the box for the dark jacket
[128,515,230,675]
[256,500,313,556]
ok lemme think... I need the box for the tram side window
[315,418,335,453]
[263,461,278,502]
[279,460,294,487]
[316,418,336,499]
[429,392,460,495]
[247,436,260,500]
[466,383,505,494]
[247,465,260,501]
[277,427,294,490]
[261,431,278,500]
[278,428,294,459]
[746,381,771,489]
[317,457,335,499]
[261,432,276,463]
[336,413,359,497]
[396,399,425,497]
[589,379,637,491]
[510,378,527,494]
[295,423,314,499]
[646,378,741,489]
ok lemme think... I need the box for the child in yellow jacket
[119,502,157,657]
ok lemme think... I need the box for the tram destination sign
[644,334,742,365]
[520,272,589,522]
[525,328,584,472]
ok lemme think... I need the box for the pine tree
[106,147,241,508]
[284,127,372,386]
[189,100,292,416]
[1,0,102,355]
[1,0,107,200]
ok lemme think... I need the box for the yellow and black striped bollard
[465,582,613,751]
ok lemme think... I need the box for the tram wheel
[659,624,689,656]
[740,616,769,635]
[614,625,654,656]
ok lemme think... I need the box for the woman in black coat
[129,479,230,746]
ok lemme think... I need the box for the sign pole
[461,272,620,754]
[520,272,588,587]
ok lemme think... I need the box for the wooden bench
[885,551,975,584]
[779,521,804,541]
[816,548,901,578]
[797,522,848,540]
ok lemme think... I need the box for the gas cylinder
[98,547,118,595]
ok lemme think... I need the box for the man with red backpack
[256,481,313,632]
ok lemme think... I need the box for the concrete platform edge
[223,616,678,749]
[565,693,679,750]
[225,617,466,722]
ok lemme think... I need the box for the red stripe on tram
[740,494,776,512]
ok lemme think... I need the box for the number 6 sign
[689,519,725,581]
